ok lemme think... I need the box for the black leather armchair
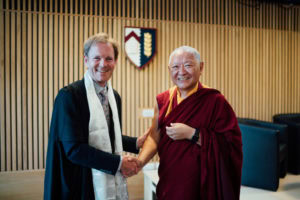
[238,118,288,191]
[273,113,300,175]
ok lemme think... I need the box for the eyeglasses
[169,63,196,72]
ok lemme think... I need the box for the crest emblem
[125,27,156,68]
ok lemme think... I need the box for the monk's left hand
[166,123,195,140]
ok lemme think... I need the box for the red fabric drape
[156,87,243,200]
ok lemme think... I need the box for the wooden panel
[0,0,300,171]
[21,12,28,170]
[43,12,49,167]
[32,12,38,169]
[48,13,54,135]
[53,14,59,105]
[4,11,11,171]
[16,11,22,170]
[64,15,69,87]
[38,13,43,168]
[26,12,33,170]
[73,15,79,81]
[0,0,5,172]
[10,11,17,171]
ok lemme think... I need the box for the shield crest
[125,27,156,68]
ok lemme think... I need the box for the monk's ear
[84,56,88,65]
[199,62,204,72]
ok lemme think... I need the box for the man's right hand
[120,156,142,178]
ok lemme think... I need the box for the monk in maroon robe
[138,46,243,200]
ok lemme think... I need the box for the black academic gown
[44,79,139,200]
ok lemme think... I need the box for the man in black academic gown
[44,33,147,200]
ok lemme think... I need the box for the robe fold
[156,85,243,200]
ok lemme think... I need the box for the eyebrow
[172,60,195,65]
[91,55,113,59]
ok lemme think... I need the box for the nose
[99,59,105,67]
[178,64,187,73]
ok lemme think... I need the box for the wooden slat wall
[0,0,299,171]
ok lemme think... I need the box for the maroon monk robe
[156,85,243,200]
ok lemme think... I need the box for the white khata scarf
[84,71,128,200]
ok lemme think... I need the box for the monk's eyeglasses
[169,63,196,72]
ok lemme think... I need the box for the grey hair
[168,46,201,65]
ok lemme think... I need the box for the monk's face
[169,51,203,94]
[84,42,117,87]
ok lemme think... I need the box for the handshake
[120,155,143,178]
[120,128,151,177]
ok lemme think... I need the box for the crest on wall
[124,27,156,68]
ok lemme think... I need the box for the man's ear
[200,62,204,72]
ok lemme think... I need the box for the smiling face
[84,42,117,87]
[169,51,204,96]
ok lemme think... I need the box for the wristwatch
[191,128,200,143]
